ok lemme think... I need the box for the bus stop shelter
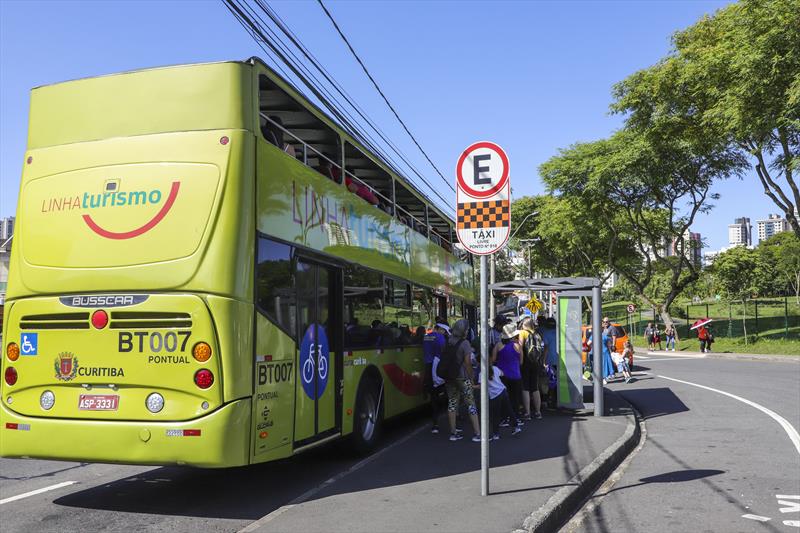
[488,277,606,417]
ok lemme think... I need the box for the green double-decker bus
[0,58,475,467]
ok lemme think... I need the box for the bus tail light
[5,367,18,386]
[6,343,19,361]
[91,310,109,329]
[192,342,212,362]
[194,369,214,389]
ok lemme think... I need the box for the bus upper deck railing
[259,113,461,257]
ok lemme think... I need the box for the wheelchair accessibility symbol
[21,333,38,356]
[299,324,329,400]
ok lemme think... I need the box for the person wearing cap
[423,323,449,433]
[491,323,525,424]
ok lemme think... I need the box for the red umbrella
[690,318,713,330]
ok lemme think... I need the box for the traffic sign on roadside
[455,141,511,255]
[627,304,636,313]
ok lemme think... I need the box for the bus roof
[27,57,456,229]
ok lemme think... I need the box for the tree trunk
[742,298,748,346]
[658,307,674,330]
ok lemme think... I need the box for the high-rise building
[0,216,13,306]
[728,217,752,246]
[0,216,13,241]
[671,230,702,267]
[756,214,788,242]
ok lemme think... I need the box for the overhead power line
[253,0,454,208]
[222,0,456,215]
[315,0,454,194]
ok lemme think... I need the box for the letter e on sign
[455,141,511,255]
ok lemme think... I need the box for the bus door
[294,258,342,445]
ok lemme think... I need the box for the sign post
[455,141,510,497]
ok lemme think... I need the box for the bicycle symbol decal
[299,324,329,400]
[20,333,38,356]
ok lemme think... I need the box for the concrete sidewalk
[246,388,638,533]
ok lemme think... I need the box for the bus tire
[351,376,382,455]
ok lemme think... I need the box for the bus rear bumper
[0,399,251,468]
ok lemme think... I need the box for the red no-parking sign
[455,141,511,255]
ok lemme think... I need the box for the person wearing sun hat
[490,323,525,423]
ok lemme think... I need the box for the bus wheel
[352,378,382,454]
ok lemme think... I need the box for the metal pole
[489,255,496,323]
[592,285,604,417]
[786,296,790,339]
[480,255,489,496]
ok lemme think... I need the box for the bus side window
[256,237,296,339]
[343,265,384,349]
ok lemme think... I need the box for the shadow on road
[617,387,689,419]
[53,402,590,520]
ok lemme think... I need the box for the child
[611,345,633,383]
[475,352,522,440]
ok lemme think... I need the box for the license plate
[78,394,119,411]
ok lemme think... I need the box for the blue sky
[0,0,779,251]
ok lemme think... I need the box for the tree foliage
[614,0,800,235]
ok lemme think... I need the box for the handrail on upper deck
[259,113,455,251]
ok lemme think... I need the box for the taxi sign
[455,141,511,255]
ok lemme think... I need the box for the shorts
[520,362,540,392]
[445,378,478,415]
[615,359,630,373]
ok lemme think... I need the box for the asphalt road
[0,413,425,533]
[573,353,800,532]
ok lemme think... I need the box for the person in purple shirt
[424,323,448,433]
[491,323,524,424]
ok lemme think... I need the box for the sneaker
[516,420,525,427]
[499,419,510,428]
[449,433,463,442]
[625,377,631,383]
[455,427,464,434]
[534,412,543,420]
[490,433,500,441]
[602,379,608,385]
[511,426,523,436]
[431,426,439,434]
[522,414,532,421]
[471,435,481,442]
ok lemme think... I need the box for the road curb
[513,390,641,533]
[647,350,800,362]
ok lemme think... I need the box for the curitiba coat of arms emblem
[55,352,79,381]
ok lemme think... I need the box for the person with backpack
[520,317,545,420]
[437,319,481,442]
[491,323,525,425]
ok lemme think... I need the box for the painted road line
[659,375,800,457]
[238,423,429,532]
[742,514,771,522]
[0,481,77,505]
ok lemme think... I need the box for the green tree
[540,125,741,329]
[712,245,774,342]
[614,0,800,235]
[760,231,800,303]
